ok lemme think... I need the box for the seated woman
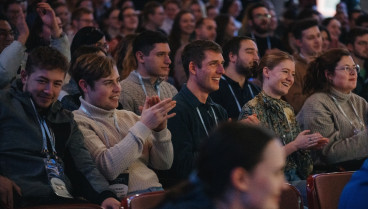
[297,48,368,171]
[156,122,286,209]
[239,51,325,202]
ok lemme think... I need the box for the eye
[37,80,47,84]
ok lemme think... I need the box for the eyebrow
[37,76,63,83]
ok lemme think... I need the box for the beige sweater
[73,98,173,193]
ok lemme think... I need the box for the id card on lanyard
[30,99,73,199]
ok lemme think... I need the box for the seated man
[0,46,120,209]
[167,40,228,186]
[72,54,175,198]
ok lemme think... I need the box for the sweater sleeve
[50,33,71,62]
[297,95,368,164]
[149,128,173,170]
[76,115,152,180]
[66,119,117,204]
[0,41,26,88]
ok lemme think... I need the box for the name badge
[44,158,73,198]
[109,173,129,199]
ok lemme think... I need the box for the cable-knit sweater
[297,88,368,165]
[73,98,173,193]
[119,71,178,115]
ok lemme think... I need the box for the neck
[187,79,209,103]
[225,66,246,88]
[252,30,269,38]
[263,85,281,99]
[122,27,135,36]
[299,51,316,63]
[144,23,158,31]
[181,33,191,45]
[214,191,246,209]
[107,27,121,39]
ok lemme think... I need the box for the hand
[0,175,21,209]
[14,5,29,45]
[293,130,323,150]
[36,3,62,38]
[239,114,260,126]
[141,96,176,131]
[101,197,121,209]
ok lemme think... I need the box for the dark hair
[169,10,194,58]
[347,27,368,45]
[321,17,337,28]
[319,26,331,41]
[197,122,276,199]
[25,46,68,75]
[70,26,105,55]
[292,18,319,40]
[303,48,351,95]
[214,14,231,47]
[69,45,105,75]
[142,1,162,22]
[348,9,363,21]
[114,34,138,79]
[356,14,368,27]
[220,0,235,14]
[222,36,253,68]
[71,54,115,95]
[132,30,168,60]
[25,16,48,52]
[182,40,222,77]
[246,2,269,21]
[256,50,294,84]
[118,6,134,22]
[71,7,92,21]
[297,8,321,20]
[163,0,181,8]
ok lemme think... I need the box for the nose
[165,55,171,64]
[113,81,121,92]
[217,64,225,74]
[43,83,53,94]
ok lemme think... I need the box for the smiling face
[180,13,196,35]
[22,68,65,110]
[235,39,259,77]
[196,18,217,41]
[139,43,171,77]
[298,26,322,57]
[327,55,357,94]
[262,59,295,99]
[244,139,286,209]
[84,66,121,110]
[193,50,225,94]
[327,19,341,41]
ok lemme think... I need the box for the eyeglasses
[0,29,15,37]
[336,65,360,74]
[253,14,271,20]
[357,41,368,47]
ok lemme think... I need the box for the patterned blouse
[239,91,313,180]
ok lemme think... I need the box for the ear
[346,43,354,52]
[295,38,303,49]
[324,69,333,82]
[136,51,145,63]
[263,67,271,80]
[230,167,250,192]
[78,79,89,95]
[20,70,28,85]
[229,52,237,63]
[189,61,197,75]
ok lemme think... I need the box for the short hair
[297,8,321,20]
[292,18,319,40]
[303,48,350,95]
[70,26,105,55]
[246,2,269,21]
[222,36,253,68]
[256,50,294,84]
[197,122,276,199]
[71,7,92,21]
[71,54,115,96]
[321,17,337,28]
[69,45,106,76]
[25,46,68,75]
[118,6,134,22]
[347,27,368,45]
[142,1,162,22]
[182,40,222,77]
[356,14,368,27]
[132,30,168,59]
[163,0,181,9]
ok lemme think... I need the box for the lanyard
[81,105,122,148]
[30,99,57,156]
[330,95,365,134]
[136,71,161,98]
[221,76,255,113]
[196,106,218,136]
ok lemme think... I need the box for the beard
[253,21,270,35]
[236,61,259,78]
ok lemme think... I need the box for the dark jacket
[0,80,116,206]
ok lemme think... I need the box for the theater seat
[279,183,303,209]
[121,191,166,209]
[307,171,354,209]
[20,203,102,209]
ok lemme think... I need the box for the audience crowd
[0,0,368,208]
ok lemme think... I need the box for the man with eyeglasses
[243,2,284,57]
[347,27,368,100]
[70,7,94,42]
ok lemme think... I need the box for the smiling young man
[72,54,176,198]
[284,18,322,114]
[0,46,120,209]
[120,30,177,115]
[165,40,228,186]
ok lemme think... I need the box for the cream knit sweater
[73,98,173,193]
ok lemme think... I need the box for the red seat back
[121,191,166,209]
[279,183,304,209]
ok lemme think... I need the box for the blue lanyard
[136,71,161,98]
[30,99,57,156]
[196,106,218,136]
